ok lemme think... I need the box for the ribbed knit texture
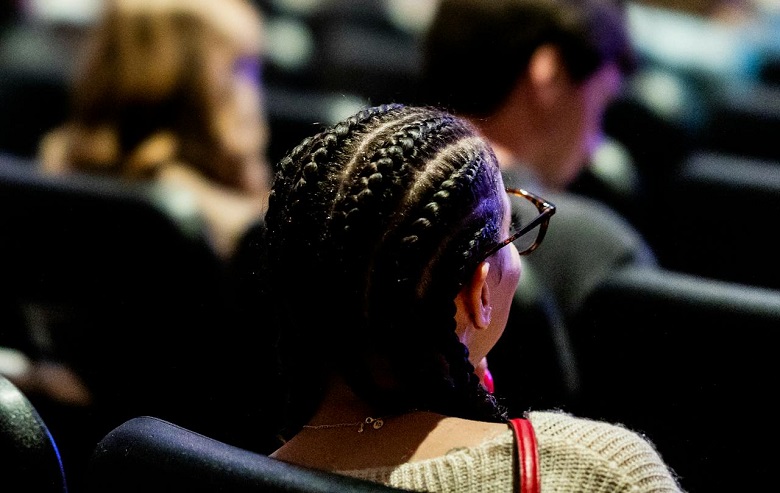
[338,410,683,492]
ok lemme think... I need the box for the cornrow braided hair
[262,104,509,437]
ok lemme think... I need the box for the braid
[268,104,404,233]
[338,114,443,238]
[337,114,474,254]
[368,139,507,421]
[263,104,510,435]
[264,104,416,434]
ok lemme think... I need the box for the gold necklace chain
[303,416,384,433]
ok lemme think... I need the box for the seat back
[570,266,780,493]
[0,374,68,493]
[658,151,780,288]
[700,81,780,162]
[0,154,275,487]
[86,416,410,493]
[489,190,658,415]
[0,152,229,415]
[307,0,422,105]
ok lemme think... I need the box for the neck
[467,83,557,191]
[305,375,380,427]
[470,113,542,174]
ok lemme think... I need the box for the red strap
[509,418,540,493]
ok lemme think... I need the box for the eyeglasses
[482,188,556,259]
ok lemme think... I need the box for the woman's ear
[457,261,492,330]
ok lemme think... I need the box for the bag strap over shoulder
[509,417,540,493]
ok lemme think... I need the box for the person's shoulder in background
[524,189,657,318]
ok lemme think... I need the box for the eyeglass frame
[481,187,556,259]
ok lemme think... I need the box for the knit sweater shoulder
[337,410,684,493]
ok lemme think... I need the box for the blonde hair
[60,0,269,191]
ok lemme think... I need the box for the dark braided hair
[262,104,510,437]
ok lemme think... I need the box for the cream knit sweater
[339,410,683,492]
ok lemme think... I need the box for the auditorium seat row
[6,153,780,491]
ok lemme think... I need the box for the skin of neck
[469,87,561,191]
[469,45,582,192]
[306,374,382,426]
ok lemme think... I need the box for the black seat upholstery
[488,268,580,413]
[0,153,277,490]
[0,374,68,493]
[86,416,410,493]
[0,152,225,411]
[490,189,658,415]
[657,151,780,289]
[700,81,780,163]
[306,0,422,106]
[570,266,780,493]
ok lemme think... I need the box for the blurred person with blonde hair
[38,0,271,259]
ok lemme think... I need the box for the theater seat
[570,265,780,493]
[700,81,780,163]
[86,416,410,493]
[658,151,780,288]
[0,153,278,489]
[0,374,67,493]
